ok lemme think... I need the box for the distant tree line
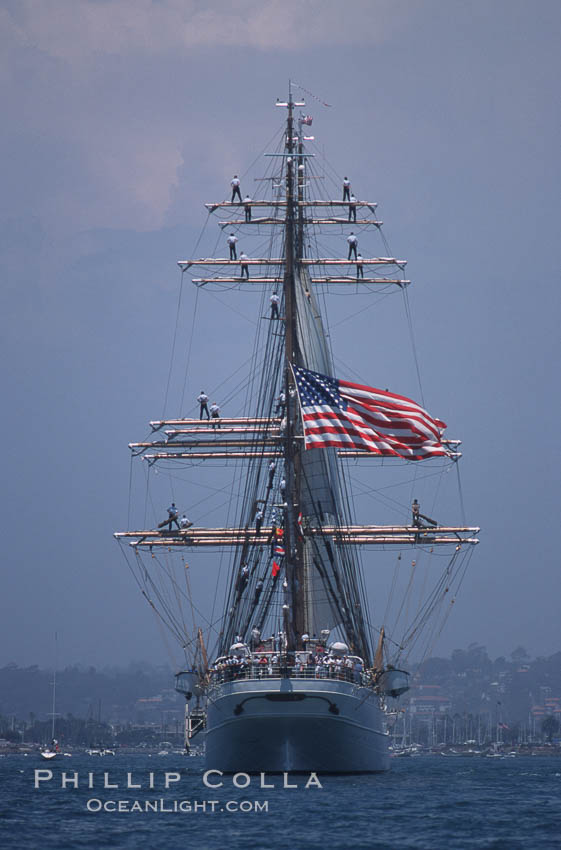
[408,644,561,733]
[0,661,175,722]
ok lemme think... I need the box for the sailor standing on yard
[270,292,280,319]
[348,194,357,222]
[197,390,210,420]
[240,251,250,279]
[356,253,364,279]
[159,502,180,531]
[255,508,264,535]
[347,232,358,260]
[209,401,221,428]
[412,498,438,529]
[342,176,351,202]
[231,175,242,202]
[244,196,252,222]
[227,233,238,260]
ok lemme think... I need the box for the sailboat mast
[51,669,56,739]
[283,86,305,650]
[51,633,57,740]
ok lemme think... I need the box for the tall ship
[115,85,479,772]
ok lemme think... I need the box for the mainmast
[280,83,305,650]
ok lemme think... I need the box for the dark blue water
[1,754,560,849]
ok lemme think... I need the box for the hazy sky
[1,0,560,670]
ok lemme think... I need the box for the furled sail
[294,266,368,653]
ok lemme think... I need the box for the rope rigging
[118,101,476,678]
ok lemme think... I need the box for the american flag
[293,365,450,460]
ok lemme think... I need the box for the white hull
[205,677,389,773]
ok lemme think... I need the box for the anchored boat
[115,84,479,772]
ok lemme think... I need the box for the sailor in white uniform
[197,391,210,419]
[270,292,280,319]
[244,196,252,222]
[227,233,238,260]
[347,232,358,260]
[209,402,221,428]
[356,253,364,279]
[231,175,242,202]
[240,251,250,279]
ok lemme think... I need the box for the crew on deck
[208,648,366,684]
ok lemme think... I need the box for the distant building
[409,685,451,716]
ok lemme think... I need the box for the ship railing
[208,665,369,686]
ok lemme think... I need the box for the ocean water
[1,753,560,849]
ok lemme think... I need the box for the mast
[297,117,306,256]
[283,82,305,650]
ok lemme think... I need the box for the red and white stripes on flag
[293,365,450,461]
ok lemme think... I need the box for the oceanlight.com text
[85,798,269,813]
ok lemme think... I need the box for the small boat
[40,741,58,760]
[40,638,59,760]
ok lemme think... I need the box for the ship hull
[205,677,389,773]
